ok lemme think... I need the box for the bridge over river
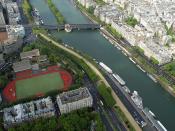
[0,24,101,32]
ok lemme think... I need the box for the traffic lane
[105,106,127,131]
[97,105,114,131]
[105,75,144,122]
[104,75,145,125]
[83,76,114,131]
[83,75,127,131]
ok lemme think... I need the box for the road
[101,68,157,131]
[83,74,127,131]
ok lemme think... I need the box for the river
[30,0,175,130]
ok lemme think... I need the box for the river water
[30,0,175,130]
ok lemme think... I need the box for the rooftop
[3,97,55,126]
[58,87,91,105]
[20,49,40,60]
[13,59,32,73]
[6,2,21,24]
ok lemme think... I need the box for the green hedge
[97,82,116,107]
[22,0,33,23]
[47,0,65,24]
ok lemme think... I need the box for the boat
[32,8,44,25]
[121,51,127,56]
[136,65,146,73]
[122,86,130,93]
[147,73,157,83]
[157,121,167,131]
[99,62,113,74]
[129,57,136,64]
[143,108,167,131]
[40,19,44,25]
[149,110,155,117]
[102,33,108,39]
[116,46,121,50]
[124,52,127,56]
[32,8,40,17]
[131,91,143,109]
[112,73,125,85]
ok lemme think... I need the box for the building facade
[57,87,93,114]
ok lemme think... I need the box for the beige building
[20,49,40,60]
[12,59,32,73]
[57,87,93,114]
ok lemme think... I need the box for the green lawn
[16,72,64,100]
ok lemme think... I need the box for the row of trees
[22,0,33,23]
[0,75,8,89]
[8,117,58,131]
[8,108,104,131]
[163,62,175,77]
[106,25,123,39]
[97,82,116,107]
[47,0,65,24]
[59,108,104,131]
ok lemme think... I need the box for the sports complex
[3,66,72,102]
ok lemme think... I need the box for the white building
[6,25,25,38]
[57,87,93,114]
[103,0,113,4]
[138,40,172,65]
[3,97,55,128]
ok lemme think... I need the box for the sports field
[15,72,64,99]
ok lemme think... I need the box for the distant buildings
[77,0,96,8]
[57,87,93,114]
[0,0,25,55]
[3,97,55,128]
[0,3,5,25]
[6,25,25,38]
[6,2,21,24]
[0,53,5,66]
[79,0,175,65]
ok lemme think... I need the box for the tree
[48,54,59,64]
[97,82,116,107]
[125,17,138,27]
[0,75,8,88]
[88,6,95,14]
[150,56,159,65]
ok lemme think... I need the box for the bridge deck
[0,24,101,31]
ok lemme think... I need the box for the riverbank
[75,0,175,97]
[40,33,142,131]
[22,0,33,23]
[47,0,65,24]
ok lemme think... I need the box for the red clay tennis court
[3,66,72,102]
